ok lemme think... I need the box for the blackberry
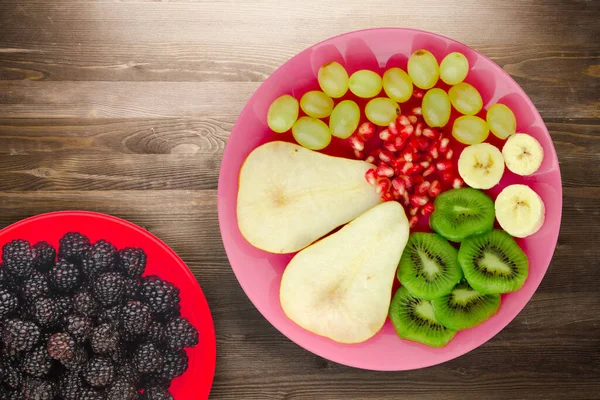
[21,377,55,400]
[118,248,146,279]
[61,347,87,372]
[72,290,99,317]
[62,314,92,343]
[78,387,105,400]
[58,371,83,400]
[0,286,18,318]
[2,240,34,280]
[58,232,90,262]
[146,321,165,345]
[115,362,140,386]
[2,362,22,389]
[141,387,173,400]
[156,350,188,381]
[98,304,122,325]
[20,345,52,378]
[49,259,81,293]
[164,317,198,351]
[92,272,124,306]
[139,276,180,317]
[19,273,50,303]
[90,323,120,355]
[82,357,114,388]
[132,343,163,374]
[106,377,138,400]
[123,278,140,299]
[82,240,117,276]
[46,333,76,362]
[32,242,56,272]
[2,319,40,355]
[109,344,126,365]
[121,301,152,335]
[29,298,59,329]
[53,295,73,317]
[0,267,16,291]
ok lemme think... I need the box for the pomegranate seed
[391,187,402,200]
[415,122,423,137]
[401,162,414,175]
[398,174,412,189]
[417,137,430,151]
[376,178,391,194]
[405,164,423,175]
[420,161,431,168]
[408,115,418,124]
[400,124,414,137]
[410,194,429,207]
[380,129,393,141]
[377,163,395,178]
[409,215,420,228]
[415,181,431,195]
[445,149,454,160]
[379,150,393,163]
[422,165,436,177]
[436,160,453,171]
[397,115,411,126]
[350,136,364,151]
[411,107,422,116]
[357,122,376,141]
[401,150,415,162]
[439,137,450,153]
[421,202,435,216]
[394,135,405,149]
[409,206,420,217]
[413,89,424,99]
[388,121,400,135]
[384,142,398,152]
[365,155,376,164]
[430,147,440,159]
[413,175,425,185]
[440,171,455,184]
[452,177,464,189]
[422,153,433,163]
[422,128,437,140]
[353,149,364,159]
[391,178,406,195]
[381,192,394,202]
[402,191,411,207]
[365,169,378,185]
[428,180,442,197]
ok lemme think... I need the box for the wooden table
[1,1,599,399]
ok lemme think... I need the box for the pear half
[280,201,409,344]
[237,141,382,254]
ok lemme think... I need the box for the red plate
[0,211,216,399]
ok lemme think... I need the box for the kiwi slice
[397,232,463,300]
[458,230,528,294]
[432,280,501,330]
[430,188,495,242]
[389,286,457,347]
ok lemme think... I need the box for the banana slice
[502,133,544,176]
[495,184,545,238]
[458,143,505,189]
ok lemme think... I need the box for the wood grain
[0,0,599,399]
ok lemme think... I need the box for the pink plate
[218,28,562,370]
[0,212,216,398]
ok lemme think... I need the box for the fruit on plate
[495,184,545,238]
[502,133,544,176]
[422,88,451,128]
[237,141,382,254]
[348,69,383,98]
[300,90,334,119]
[267,94,299,133]
[448,82,483,116]
[407,49,439,90]
[280,202,409,344]
[452,115,489,145]
[318,61,349,98]
[487,103,517,139]
[439,52,469,85]
[389,286,457,347]
[292,116,332,150]
[458,143,505,189]
[382,67,413,102]
[396,232,463,300]
[0,234,198,399]
[329,100,360,139]
[432,280,501,330]
[458,230,529,294]
[365,97,400,126]
[429,188,495,242]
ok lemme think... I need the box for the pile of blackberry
[0,233,199,399]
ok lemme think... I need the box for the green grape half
[267,94,299,133]
[348,70,383,98]
[422,88,451,127]
[300,91,334,118]
[407,49,439,89]
[329,100,360,139]
[318,62,349,98]
[292,116,332,150]
[365,98,400,126]
[383,68,413,103]
[440,52,469,85]
[449,82,483,116]
[487,104,517,139]
[452,115,490,144]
